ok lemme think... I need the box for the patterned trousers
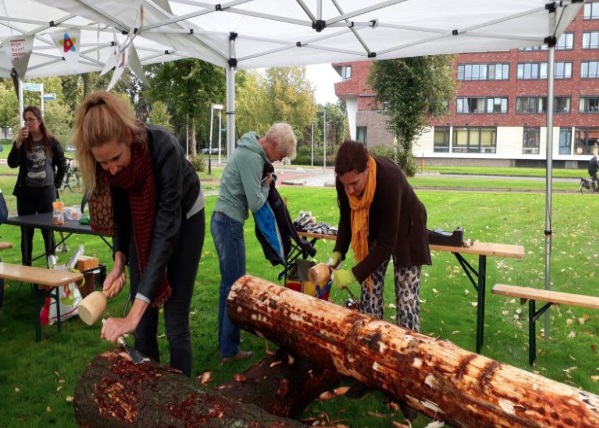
[358,258,422,332]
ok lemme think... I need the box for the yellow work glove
[332,269,355,289]
[328,251,342,268]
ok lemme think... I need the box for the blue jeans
[211,211,246,358]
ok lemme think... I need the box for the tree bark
[218,348,340,418]
[227,275,599,428]
[74,351,304,428]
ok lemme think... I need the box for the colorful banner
[5,35,33,79]
[107,46,128,91]
[49,30,80,71]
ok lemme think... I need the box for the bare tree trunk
[227,275,599,428]
[74,351,304,428]
[189,114,197,156]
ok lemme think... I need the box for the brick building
[333,2,599,168]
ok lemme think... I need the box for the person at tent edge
[72,91,206,377]
[329,140,431,332]
[211,123,297,363]
[588,153,599,190]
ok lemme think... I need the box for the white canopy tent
[34,0,584,336]
[0,0,188,116]
[50,0,581,155]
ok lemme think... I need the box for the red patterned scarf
[89,128,171,307]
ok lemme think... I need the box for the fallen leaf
[333,386,350,396]
[233,374,246,382]
[392,421,411,428]
[199,371,212,385]
[46,407,52,413]
[319,391,336,400]
[65,396,74,403]
[270,360,282,368]
[388,401,401,411]
[14,387,20,393]
[568,331,576,338]
[424,421,446,428]
[591,375,599,382]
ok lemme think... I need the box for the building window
[452,127,497,153]
[556,33,574,50]
[457,97,507,114]
[457,63,509,80]
[356,126,367,144]
[341,66,352,80]
[579,97,599,113]
[523,127,540,155]
[515,96,570,113]
[582,61,599,78]
[517,62,572,79]
[519,33,573,51]
[554,97,571,113]
[583,32,599,49]
[559,127,572,155]
[433,127,450,153]
[575,127,599,155]
[584,2,599,19]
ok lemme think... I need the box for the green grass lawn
[1,165,599,427]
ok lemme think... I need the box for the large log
[74,350,304,427]
[228,275,599,428]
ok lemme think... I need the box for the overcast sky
[305,63,341,105]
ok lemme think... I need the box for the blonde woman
[73,91,205,376]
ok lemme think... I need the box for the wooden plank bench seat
[492,284,599,364]
[0,262,83,341]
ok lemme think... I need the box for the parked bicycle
[61,157,80,192]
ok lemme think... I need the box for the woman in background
[8,105,66,265]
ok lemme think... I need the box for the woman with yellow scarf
[330,141,431,332]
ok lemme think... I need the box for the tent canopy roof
[51,0,582,70]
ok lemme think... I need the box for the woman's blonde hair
[72,91,140,194]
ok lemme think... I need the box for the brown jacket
[334,156,431,283]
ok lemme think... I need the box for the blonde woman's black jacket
[7,136,67,197]
[111,125,201,302]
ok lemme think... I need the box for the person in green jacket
[211,123,296,362]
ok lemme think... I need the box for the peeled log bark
[228,275,599,428]
[74,351,304,428]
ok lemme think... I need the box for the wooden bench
[492,284,599,365]
[0,262,83,341]
[0,241,13,311]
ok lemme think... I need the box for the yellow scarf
[348,156,377,287]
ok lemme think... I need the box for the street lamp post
[311,121,315,167]
[323,109,327,171]
[209,103,224,174]
[217,107,223,165]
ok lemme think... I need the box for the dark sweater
[334,156,431,284]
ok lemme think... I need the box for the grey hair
[265,122,297,160]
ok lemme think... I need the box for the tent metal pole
[226,34,237,160]
[18,77,23,125]
[544,42,556,340]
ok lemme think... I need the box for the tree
[148,101,173,132]
[369,55,456,175]
[235,66,318,145]
[146,59,226,156]
[0,81,19,141]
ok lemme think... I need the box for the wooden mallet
[308,263,333,285]
[78,279,121,326]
